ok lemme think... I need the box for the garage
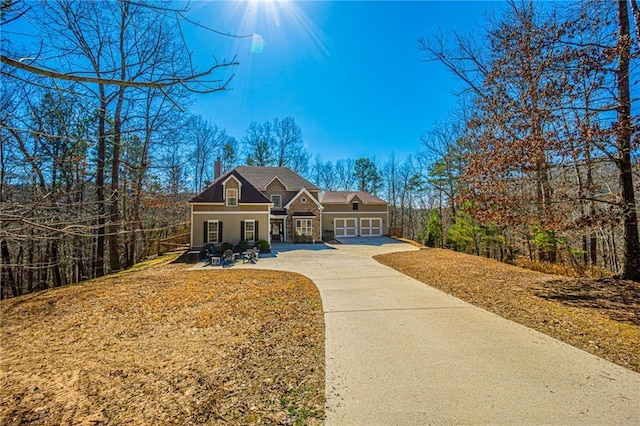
[334,218,357,237]
[360,218,382,236]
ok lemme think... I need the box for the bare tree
[243,117,309,173]
[335,158,356,190]
[273,116,309,174]
[0,0,241,296]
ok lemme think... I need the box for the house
[189,164,388,248]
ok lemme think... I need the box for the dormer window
[226,188,238,206]
[352,202,359,211]
[271,194,282,208]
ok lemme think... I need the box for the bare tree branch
[0,54,239,91]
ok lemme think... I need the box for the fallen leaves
[375,248,640,374]
[0,258,325,425]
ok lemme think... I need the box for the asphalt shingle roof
[234,166,320,191]
[190,166,321,203]
[190,169,270,203]
[319,191,388,205]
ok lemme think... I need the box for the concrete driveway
[229,237,640,424]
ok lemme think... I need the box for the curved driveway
[239,237,640,424]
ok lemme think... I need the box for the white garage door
[334,218,357,237]
[360,218,382,236]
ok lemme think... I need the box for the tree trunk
[95,96,107,278]
[108,4,128,274]
[50,240,63,287]
[1,239,18,298]
[617,0,640,280]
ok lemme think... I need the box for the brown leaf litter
[0,257,325,425]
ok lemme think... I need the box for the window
[295,219,312,236]
[245,220,255,242]
[271,194,282,208]
[226,188,238,206]
[300,196,307,204]
[352,202,359,211]
[207,220,219,243]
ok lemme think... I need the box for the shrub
[202,243,217,255]
[257,239,270,252]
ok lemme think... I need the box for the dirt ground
[0,257,325,425]
[3,247,639,424]
[375,248,640,374]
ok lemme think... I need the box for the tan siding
[322,203,388,213]
[263,179,287,200]
[224,178,240,191]
[191,212,270,247]
[192,204,269,213]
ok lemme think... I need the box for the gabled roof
[234,166,320,191]
[190,169,270,203]
[284,187,324,210]
[319,191,388,205]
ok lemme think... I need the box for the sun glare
[237,0,328,58]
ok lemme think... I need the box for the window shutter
[240,220,245,241]
[255,221,259,241]
[218,222,223,242]
[203,221,208,244]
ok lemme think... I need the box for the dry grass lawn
[0,256,325,425]
[375,248,640,374]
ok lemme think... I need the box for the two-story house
[190,164,388,248]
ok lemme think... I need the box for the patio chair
[242,247,259,264]
[221,249,235,267]
[205,245,220,266]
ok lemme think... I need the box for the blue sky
[186,0,507,163]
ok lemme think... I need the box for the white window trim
[226,188,238,207]
[208,220,219,243]
[295,218,313,236]
[271,194,282,208]
[245,219,256,242]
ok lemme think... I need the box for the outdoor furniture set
[204,245,260,267]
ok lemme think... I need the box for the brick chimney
[214,158,222,179]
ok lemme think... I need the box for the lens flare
[250,33,264,53]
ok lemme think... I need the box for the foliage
[257,239,271,252]
[446,213,478,254]
[418,0,639,279]
[353,157,382,195]
[418,210,443,247]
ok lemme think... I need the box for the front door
[270,220,283,241]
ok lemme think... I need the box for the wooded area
[413,0,640,280]
[309,1,639,281]
[1,0,639,299]
[1,0,238,298]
